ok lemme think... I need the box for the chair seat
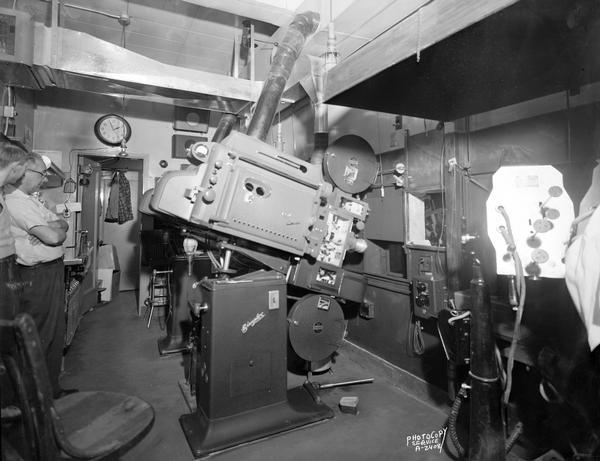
[53,391,154,459]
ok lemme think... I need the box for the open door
[77,157,102,313]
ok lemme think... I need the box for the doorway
[78,155,145,300]
[99,168,141,290]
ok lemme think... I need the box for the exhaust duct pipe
[246,11,320,141]
[212,113,237,143]
[311,21,338,166]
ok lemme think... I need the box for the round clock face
[94,114,132,146]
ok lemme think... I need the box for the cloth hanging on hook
[105,172,119,222]
[105,171,133,224]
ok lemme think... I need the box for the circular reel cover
[288,294,345,363]
[324,135,377,194]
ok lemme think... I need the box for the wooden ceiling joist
[324,0,521,104]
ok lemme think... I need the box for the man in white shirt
[5,152,69,397]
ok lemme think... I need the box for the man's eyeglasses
[27,169,47,178]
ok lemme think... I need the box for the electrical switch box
[406,245,447,319]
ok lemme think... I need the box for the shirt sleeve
[6,196,48,231]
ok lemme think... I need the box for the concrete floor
[61,291,456,461]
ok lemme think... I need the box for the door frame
[76,152,148,309]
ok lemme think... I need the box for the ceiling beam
[324,0,521,104]
[181,0,294,27]
[278,0,431,105]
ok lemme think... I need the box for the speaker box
[172,134,208,159]
[173,107,210,133]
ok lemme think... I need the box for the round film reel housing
[324,135,377,194]
[288,294,345,363]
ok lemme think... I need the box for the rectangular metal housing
[197,271,287,418]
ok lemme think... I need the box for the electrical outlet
[56,202,82,213]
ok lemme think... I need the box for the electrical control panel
[486,165,574,278]
[150,131,369,268]
[406,245,447,318]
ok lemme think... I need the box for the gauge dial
[94,114,132,146]
[531,248,549,264]
[532,218,553,233]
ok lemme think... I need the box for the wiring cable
[495,344,507,389]
[438,128,447,246]
[447,380,524,457]
[538,379,562,403]
[496,205,527,405]
[207,249,223,272]
[407,309,425,356]
[505,421,524,453]
[437,322,451,362]
[447,382,468,457]
[447,310,470,325]
[1,86,9,136]
[5,86,12,135]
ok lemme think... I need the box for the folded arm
[47,218,69,231]
[29,224,67,246]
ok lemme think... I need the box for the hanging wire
[464,116,471,225]
[378,153,385,198]
[1,86,11,136]
[207,250,224,272]
[290,113,296,156]
[120,2,128,124]
[118,0,131,155]
[438,129,447,246]
[408,310,425,356]
[495,206,527,405]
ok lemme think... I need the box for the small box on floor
[97,245,121,302]
[339,396,359,414]
[97,268,121,302]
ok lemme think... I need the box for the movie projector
[147,12,376,458]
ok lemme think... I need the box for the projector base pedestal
[180,386,333,458]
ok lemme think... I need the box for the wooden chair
[0,313,154,460]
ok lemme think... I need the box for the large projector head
[150,131,369,267]
[149,11,369,270]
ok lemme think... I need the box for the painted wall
[31,88,405,187]
[273,100,404,160]
[13,89,35,150]
[32,88,221,193]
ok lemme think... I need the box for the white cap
[41,155,52,170]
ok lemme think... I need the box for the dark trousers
[0,254,21,322]
[17,258,65,397]
[0,254,22,408]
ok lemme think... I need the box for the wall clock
[94,114,132,146]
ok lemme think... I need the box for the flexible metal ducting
[246,11,319,141]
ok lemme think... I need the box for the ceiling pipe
[211,113,237,143]
[246,11,319,142]
[311,20,338,166]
